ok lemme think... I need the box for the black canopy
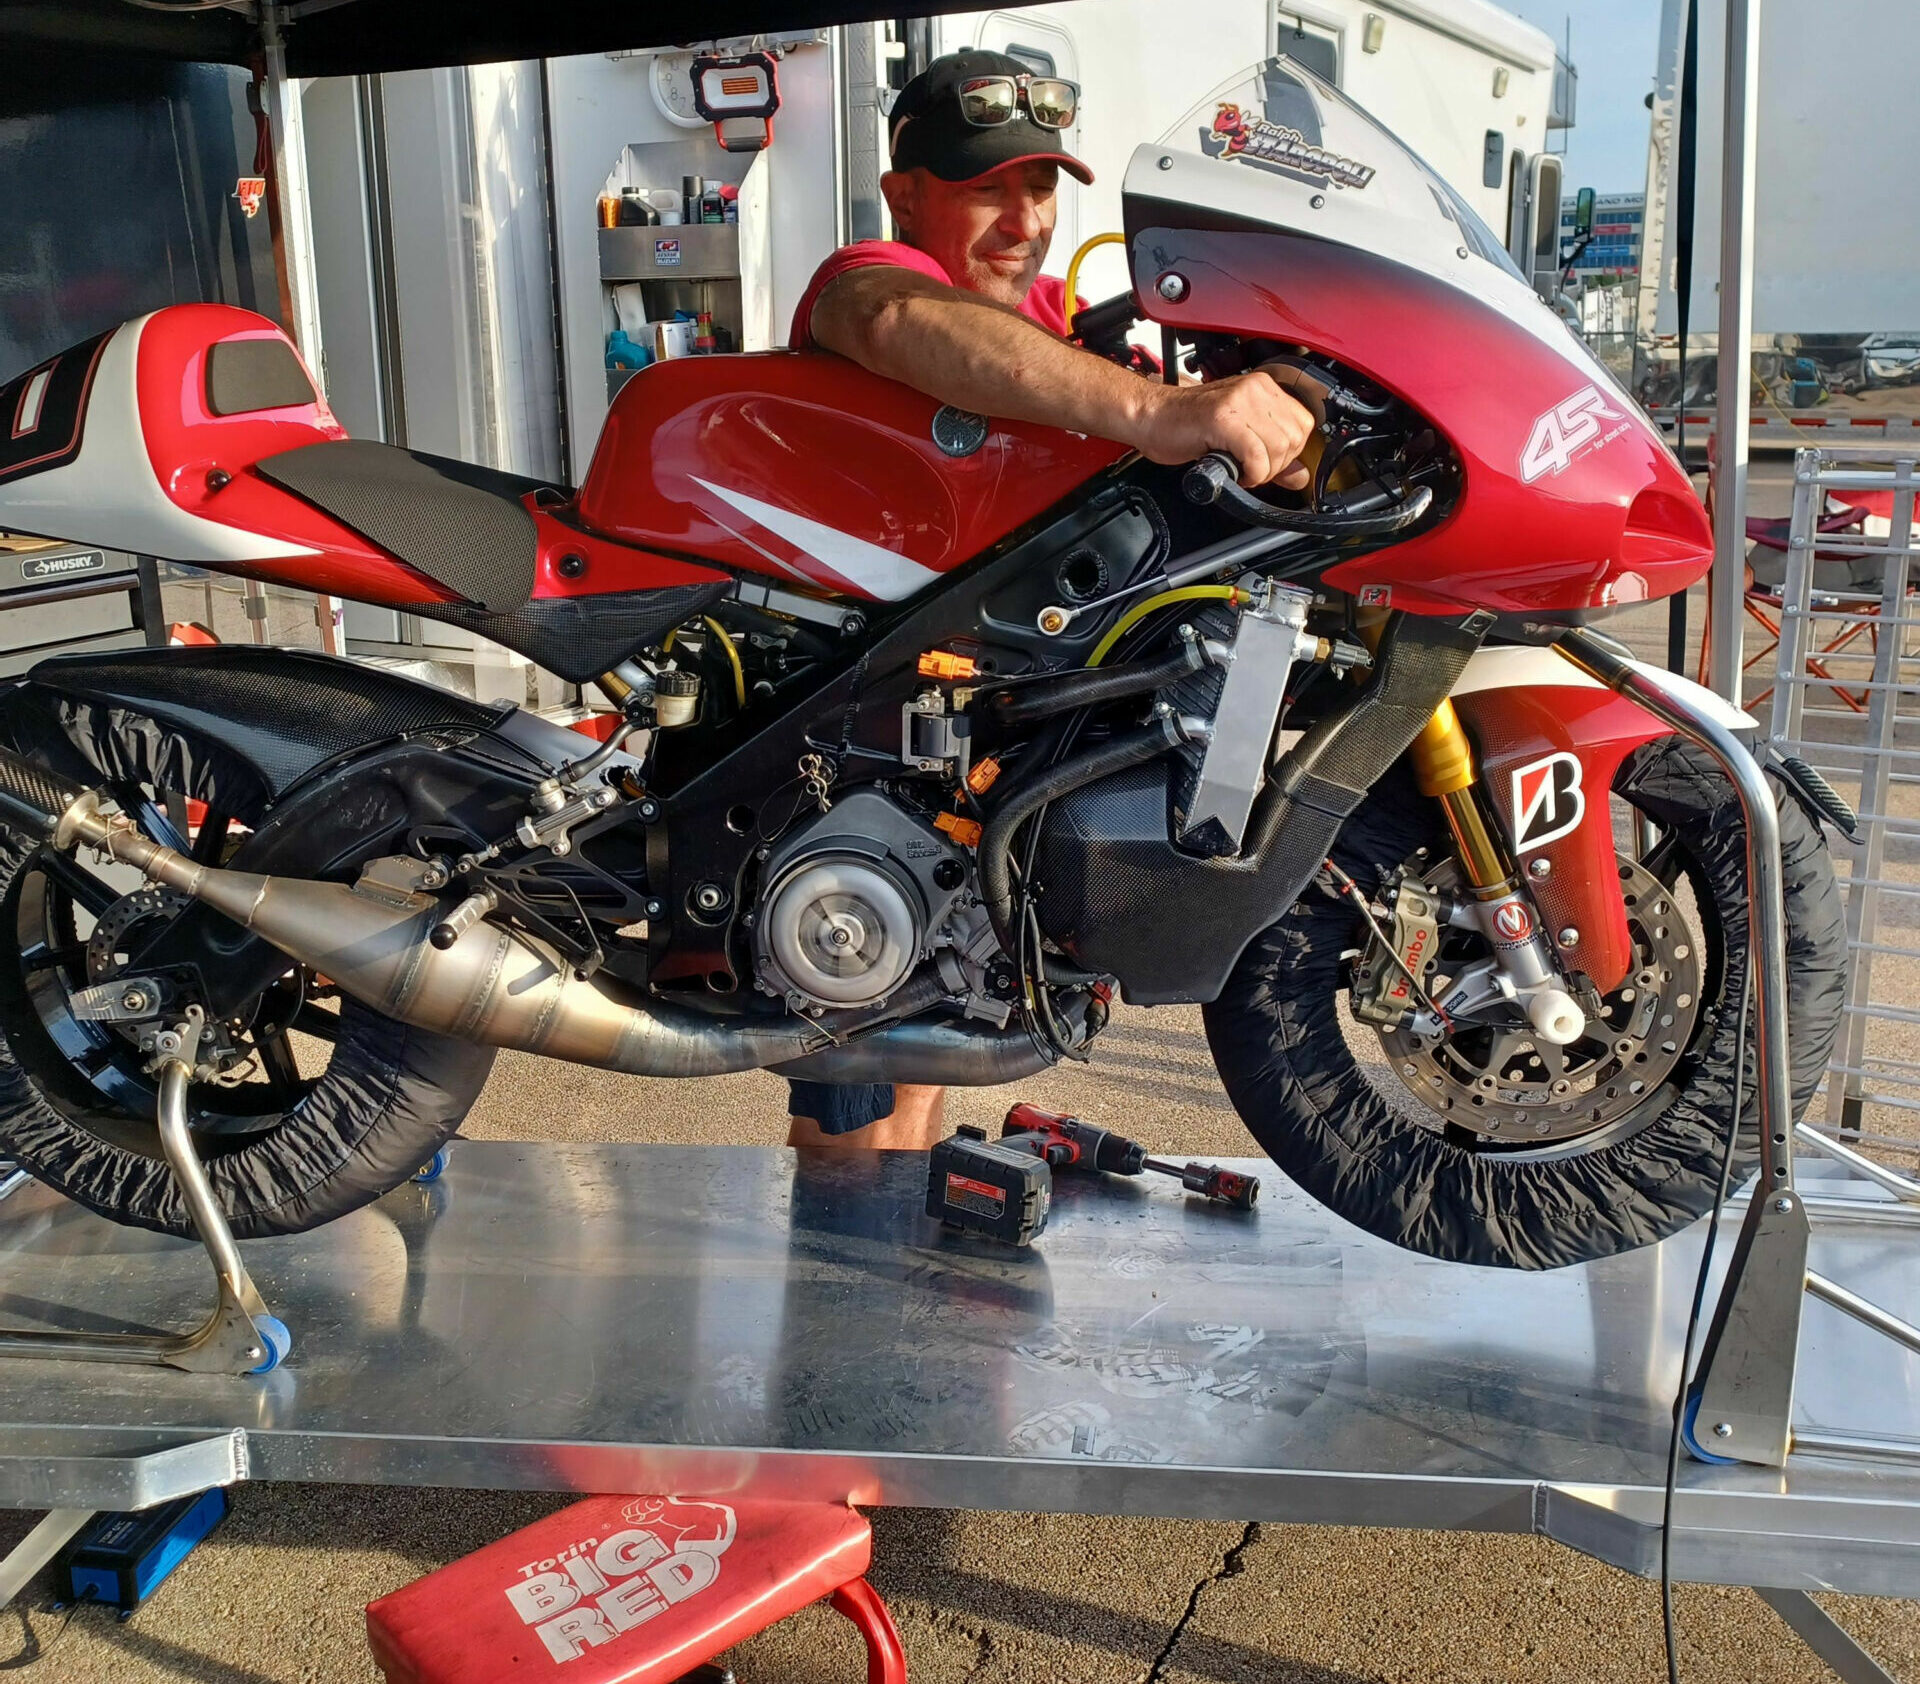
[0,0,984,77]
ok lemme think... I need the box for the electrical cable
[1,1588,96,1670]
[1660,960,1753,1684]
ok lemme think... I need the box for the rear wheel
[0,719,495,1239]
[1204,739,1847,1268]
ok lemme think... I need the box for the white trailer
[1636,0,1920,448]
[920,0,1571,284]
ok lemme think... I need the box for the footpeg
[69,975,169,1023]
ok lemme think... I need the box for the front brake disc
[1376,853,1703,1145]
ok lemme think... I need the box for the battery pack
[925,1126,1051,1245]
[57,1487,229,1613]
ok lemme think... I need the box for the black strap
[1668,0,1700,674]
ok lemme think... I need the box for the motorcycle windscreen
[1145,58,1525,292]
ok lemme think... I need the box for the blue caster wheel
[413,1148,448,1184]
[248,1312,293,1375]
[1681,1389,1738,1465]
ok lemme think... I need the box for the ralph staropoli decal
[1205,103,1375,188]
[502,1495,737,1664]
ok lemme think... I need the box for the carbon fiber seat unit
[255,440,543,611]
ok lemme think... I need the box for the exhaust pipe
[0,750,1062,1084]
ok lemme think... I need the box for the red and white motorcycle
[0,61,1843,1269]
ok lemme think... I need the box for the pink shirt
[788,240,1074,348]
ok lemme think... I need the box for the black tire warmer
[0,700,495,1240]
[1203,738,1848,1269]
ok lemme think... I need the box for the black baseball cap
[889,49,1094,185]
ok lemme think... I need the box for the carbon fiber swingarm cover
[22,644,514,802]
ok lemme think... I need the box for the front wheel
[1204,738,1847,1268]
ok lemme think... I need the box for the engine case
[753,788,972,1013]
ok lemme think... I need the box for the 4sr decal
[1509,751,1586,850]
[1520,385,1630,483]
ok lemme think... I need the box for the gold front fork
[1409,700,1514,897]
[1357,609,1514,897]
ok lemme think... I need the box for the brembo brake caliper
[1350,871,1444,1038]
[1351,863,1587,1048]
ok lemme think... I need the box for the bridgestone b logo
[1510,752,1585,850]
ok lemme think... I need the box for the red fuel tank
[575,352,1127,604]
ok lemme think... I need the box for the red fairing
[576,353,1126,602]
[527,504,730,599]
[132,307,721,607]
[1453,681,1668,991]
[1133,227,1712,617]
[130,306,446,605]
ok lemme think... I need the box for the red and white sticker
[1491,900,1535,943]
[1509,751,1586,850]
[503,1496,736,1664]
[234,176,266,218]
[1520,384,1627,483]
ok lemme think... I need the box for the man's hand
[1122,370,1316,489]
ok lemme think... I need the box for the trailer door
[970,12,1080,261]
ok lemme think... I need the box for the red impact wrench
[998,1103,1260,1209]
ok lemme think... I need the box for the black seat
[255,440,545,612]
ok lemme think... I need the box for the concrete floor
[6,459,1920,1680]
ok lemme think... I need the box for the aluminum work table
[1,1143,1916,1596]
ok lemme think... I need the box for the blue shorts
[786,1081,895,1136]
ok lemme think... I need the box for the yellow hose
[1087,585,1249,667]
[1063,232,1126,331]
[662,617,748,708]
[702,615,747,707]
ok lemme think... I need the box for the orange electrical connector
[917,649,980,681]
[966,755,1002,795]
[934,811,983,848]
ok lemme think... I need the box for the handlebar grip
[1182,452,1240,506]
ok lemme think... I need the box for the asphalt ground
[5,460,1919,1680]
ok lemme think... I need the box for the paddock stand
[0,1006,290,1381]
[1559,628,1920,1680]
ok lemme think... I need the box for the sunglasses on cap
[956,73,1079,131]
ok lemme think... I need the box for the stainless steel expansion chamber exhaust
[0,751,1058,1085]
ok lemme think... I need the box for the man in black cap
[790,48,1316,487]
[784,52,1315,1155]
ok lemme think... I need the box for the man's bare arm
[809,267,1313,487]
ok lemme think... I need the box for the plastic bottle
[618,188,656,226]
[693,310,717,353]
[720,182,739,225]
[700,184,726,224]
[682,175,704,225]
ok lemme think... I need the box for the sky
[1500,0,1666,196]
